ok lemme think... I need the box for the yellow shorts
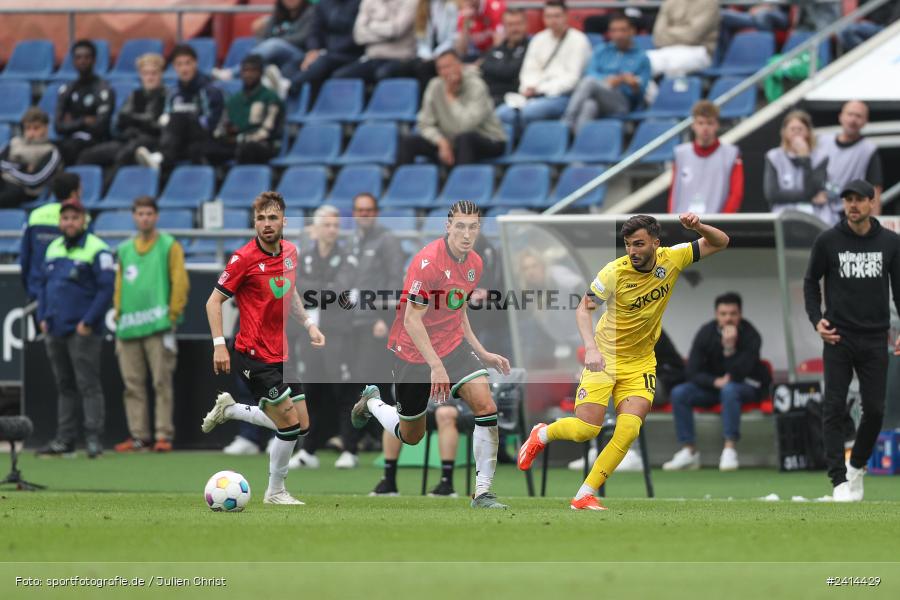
[574,354,657,409]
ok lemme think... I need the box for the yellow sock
[546,417,601,443]
[584,413,642,490]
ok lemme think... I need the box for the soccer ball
[204,470,251,512]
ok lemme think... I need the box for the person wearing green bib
[113,196,189,453]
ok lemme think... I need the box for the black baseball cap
[840,179,875,200]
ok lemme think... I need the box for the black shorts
[233,351,304,409]
[392,342,488,420]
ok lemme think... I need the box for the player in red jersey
[201,191,325,505]
[350,201,512,509]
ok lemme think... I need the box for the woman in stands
[763,110,830,221]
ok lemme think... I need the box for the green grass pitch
[1,450,898,599]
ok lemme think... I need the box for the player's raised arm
[206,289,230,375]
[461,306,510,375]
[680,212,729,259]
[290,287,325,347]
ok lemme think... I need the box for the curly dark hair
[620,214,661,239]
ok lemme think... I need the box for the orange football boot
[570,495,608,511]
[517,423,547,470]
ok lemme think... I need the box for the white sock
[225,404,277,431]
[367,397,401,440]
[473,424,499,497]
[537,425,548,444]
[266,437,295,495]
[575,483,597,500]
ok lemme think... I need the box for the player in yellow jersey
[517,213,730,510]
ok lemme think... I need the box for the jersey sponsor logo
[630,283,670,310]
[655,266,667,279]
[446,288,467,310]
[217,271,230,285]
[420,259,430,269]
[410,280,422,295]
[124,264,139,283]
[467,269,476,282]
[258,263,266,272]
[838,251,882,278]
[625,283,638,289]
[269,276,291,299]
[577,387,587,401]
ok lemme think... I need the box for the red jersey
[388,237,483,363]
[215,238,299,364]
[458,0,506,53]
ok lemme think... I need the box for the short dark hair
[72,39,97,59]
[132,196,158,213]
[252,191,286,214]
[620,214,660,239]
[240,54,264,71]
[353,193,379,210]
[608,11,635,28]
[545,0,567,11]
[715,292,743,310]
[170,44,197,62]
[436,48,460,63]
[504,8,526,18]
[52,173,81,201]
[22,107,49,126]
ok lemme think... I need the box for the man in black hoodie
[804,179,900,502]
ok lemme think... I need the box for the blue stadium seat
[481,207,536,236]
[500,121,568,164]
[0,209,27,254]
[65,165,103,207]
[336,122,398,165]
[52,40,111,81]
[37,85,62,139]
[628,77,701,120]
[486,164,551,208]
[284,84,311,124]
[271,123,342,166]
[381,164,439,208]
[0,81,32,124]
[302,79,364,122]
[358,78,419,122]
[276,166,328,209]
[93,210,134,233]
[326,165,383,210]
[156,209,194,230]
[217,165,272,207]
[422,207,449,237]
[626,119,679,164]
[633,34,654,52]
[157,166,216,209]
[549,165,607,209]
[107,39,165,81]
[111,80,140,111]
[703,31,775,77]
[437,165,494,205]
[0,40,55,81]
[782,30,831,67]
[190,208,248,254]
[380,208,418,232]
[284,207,304,225]
[708,76,757,120]
[0,124,10,151]
[97,166,159,210]
[561,119,623,164]
[223,37,258,70]
[164,37,217,84]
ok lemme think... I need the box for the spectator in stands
[397,50,506,166]
[394,0,459,90]
[764,110,830,219]
[840,0,900,50]
[35,198,115,459]
[136,45,224,173]
[817,100,883,224]
[207,55,284,166]
[331,0,419,83]
[796,0,841,33]
[19,173,81,303]
[478,8,530,106]
[718,3,790,62]
[112,196,189,454]
[495,0,591,135]
[669,101,744,214]
[647,0,719,78]
[0,108,61,208]
[77,53,166,188]
[287,0,364,98]
[214,0,314,96]
[455,0,506,60]
[662,292,769,472]
[55,40,115,165]
[562,12,650,132]
[290,205,358,469]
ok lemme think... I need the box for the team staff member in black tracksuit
[803,179,900,503]
[55,40,116,165]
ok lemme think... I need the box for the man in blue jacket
[35,198,115,458]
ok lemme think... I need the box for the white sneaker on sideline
[334,451,359,469]
[201,392,235,433]
[263,489,305,505]
[135,147,163,170]
[832,481,857,502]
[846,464,865,501]
[567,446,598,471]
[288,448,320,470]
[719,447,739,471]
[662,447,700,471]
[223,436,260,455]
[617,448,644,472]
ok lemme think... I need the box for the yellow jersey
[588,241,699,362]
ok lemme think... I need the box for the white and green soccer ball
[204,470,251,512]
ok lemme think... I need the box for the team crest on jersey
[655,266,667,279]
[467,269,475,282]
[284,257,294,270]
[577,388,587,401]
[268,387,279,399]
